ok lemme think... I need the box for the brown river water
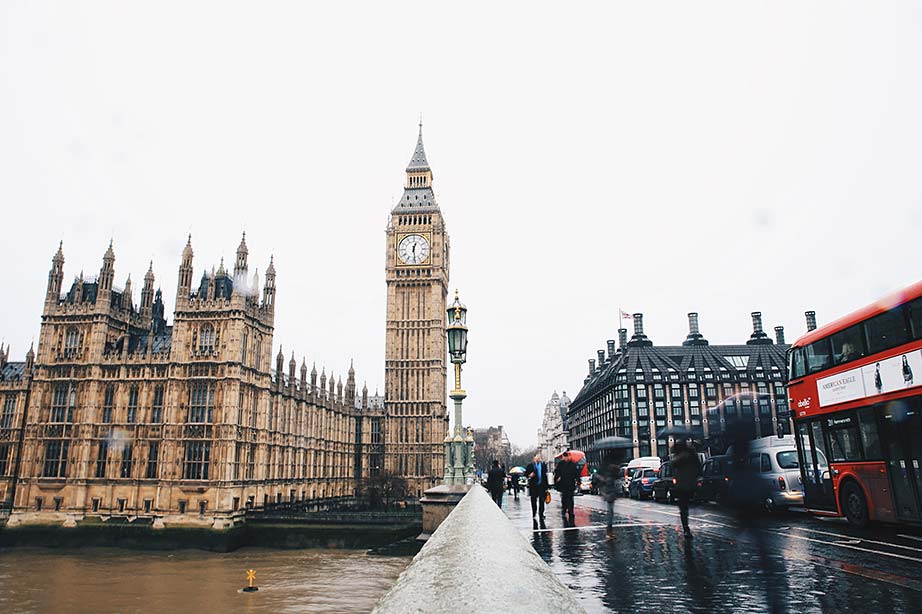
[0,547,411,613]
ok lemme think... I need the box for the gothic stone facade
[383,125,450,498]
[537,391,571,471]
[3,235,378,529]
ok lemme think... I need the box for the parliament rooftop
[567,311,818,466]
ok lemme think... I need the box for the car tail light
[724,477,729,482]
[778,476,786,491]
[672,478,677,485]
[697,479,702,487]
[642,478,651,485]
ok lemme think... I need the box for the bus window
[830,325,866,365]
[908,297,922,340]
[806,339,832,374]
[827,422,862,462]
[790,348,806,379]
[857,407,883,460]
[865,307,909,354]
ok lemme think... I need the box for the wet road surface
[499,490,922,613]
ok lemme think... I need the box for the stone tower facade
[383,125,450,498]
[6,235,373,529]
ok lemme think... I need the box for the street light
[444,290,472,486]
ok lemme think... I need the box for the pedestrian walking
[593,453,622,539]
[524,453,550,528]
[511,473,521,500]
[486,460,505,508]
[671,439,701,539]
[554,451,579,526]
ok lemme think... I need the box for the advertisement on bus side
[817,349,922,407]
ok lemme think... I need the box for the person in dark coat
[486,460,505,507]
[524,453,550,527]
[511,471,521,500]
[554,451,579,526]
[671,439,701,539]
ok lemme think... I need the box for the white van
[621,456,662,496]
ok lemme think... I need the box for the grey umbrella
[656,426,701,440]
[590,436,634,450]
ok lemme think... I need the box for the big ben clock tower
[384,124,450,497]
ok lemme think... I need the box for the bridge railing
[373,485,585,614]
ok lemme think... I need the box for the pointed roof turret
[289,351,296,369]
[104,239,115,262]
[182,234,194,260]
[406,121,430,172]
[311,362,317,377]
[266,255,276,276]
[237,231,248,255]
[145,261,155,283]
[395,122,438,212]
[216,258,226,277]
[53,240,65,264]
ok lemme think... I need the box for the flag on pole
[620,310,633,319]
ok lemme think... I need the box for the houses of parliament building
[0,127,451,529]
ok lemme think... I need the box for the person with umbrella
[508,466,523,500]
[590,436,632,539]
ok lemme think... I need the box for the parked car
[652,460,677,503]
[696,455,734,504]
[579,475,594,495]
[629,468,658,500]
[622,456,662,496]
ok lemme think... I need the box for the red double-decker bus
[787,281,922,527]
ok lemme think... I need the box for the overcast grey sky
[2,3,921,446]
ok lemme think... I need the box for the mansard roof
[570,340,790,409]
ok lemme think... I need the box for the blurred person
[511,471,521,500]
[671,439,701,539]
[903,354,914,385]
[486,460,505,508]
[593,452,623,539]
[554,451,579,526]
[726,418,786,614]
[525,453,550,527]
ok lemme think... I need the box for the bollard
[243,569,259,592]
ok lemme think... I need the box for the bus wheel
[841,482,869,528]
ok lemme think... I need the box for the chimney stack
[805,311,817,332]
[683,312,708,346]
[588,359,596,375]
[747,311,771,345]
[633,314,644,337]
[774,326,785,345]
[751,312,764,334]
[688,312,700,335]
[598,349,606,367]
[606,340,616,359]
[618,328,628,349]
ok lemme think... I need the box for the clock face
[398,234,431,265]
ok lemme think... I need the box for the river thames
[0,547,411,613]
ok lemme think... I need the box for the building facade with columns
[568,311,818,467]
[537,391,570,470]
[2,235,379,529]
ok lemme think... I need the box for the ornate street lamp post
[445,290,470,486]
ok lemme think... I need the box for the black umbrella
[657,426,701,440]
[591,436,634,451]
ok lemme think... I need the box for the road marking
[778,532,922,563]
[581,498,922,562]
[898,533,922,543]
[525,522,663,534]
[792,527,922,553]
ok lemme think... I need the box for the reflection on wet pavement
[501,491,921,613]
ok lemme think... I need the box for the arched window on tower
[64,327,80,356]
[199,324,214,354]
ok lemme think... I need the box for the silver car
[742,437,828,510]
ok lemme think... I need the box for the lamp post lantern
[445,290,471,486]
